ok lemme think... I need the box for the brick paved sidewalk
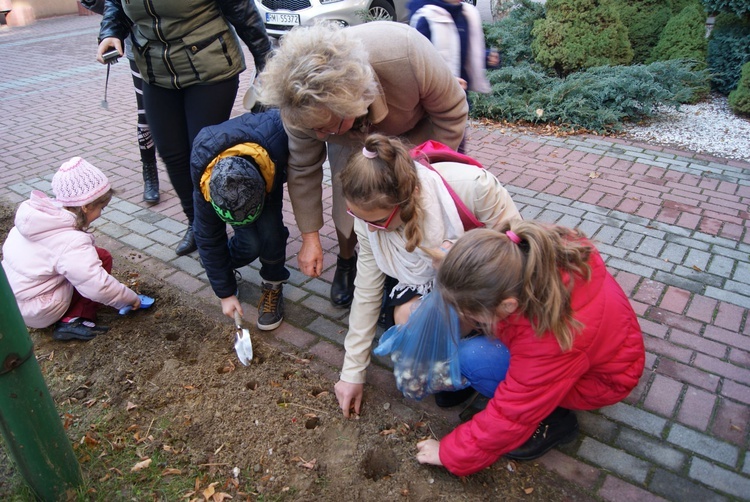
[1,15,749,501]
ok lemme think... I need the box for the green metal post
[0,265,83,500]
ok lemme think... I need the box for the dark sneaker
[53,318,109,341]
[257,282,284,331]
[505,408,579,461]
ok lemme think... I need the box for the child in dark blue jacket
[190,109,290,331]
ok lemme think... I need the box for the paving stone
[598,475,669,502]
[689,457,750,500]
[667,424,738,467]
[577,411,619,443]
[600,403,667,438]
[616,428,686,471]
[578,437,651,483]
[649,468,728,502]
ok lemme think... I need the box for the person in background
[190,109,290,331]
[333,134,521,418]
[96,0,272,256]
[415,222,645,475]
[2,158,142,341]
[409,0,499,152]
[80,0,159,204]
[257,22,468,309]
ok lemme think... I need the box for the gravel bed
[621,94,750,162]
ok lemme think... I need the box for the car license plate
[266,13,300,26]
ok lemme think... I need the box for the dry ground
[0,202,595,501]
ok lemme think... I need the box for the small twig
[144,417,155,439]
[197,462,230,467]
[278,402,329,415]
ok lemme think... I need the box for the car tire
[368,0,396,21]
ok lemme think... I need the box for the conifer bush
[728,61,750,113]
[648,2,708,68]
[706,14,750,93]
[484,0,545,68]
[470,61,709,132]
[611,0,672,63]
[701,0,750,16]
[530,0,633,77]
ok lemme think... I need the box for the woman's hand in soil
[416,439,443,466]
[334,380,363,418]
[221,295,243,319]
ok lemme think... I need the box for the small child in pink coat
[2,157,141,341]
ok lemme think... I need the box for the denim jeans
[458,334,511,398]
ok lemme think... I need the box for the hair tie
[506,230,521,244]
[362,147,378,159]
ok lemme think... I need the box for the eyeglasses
[312,116,344,136]
[346,205,400,230]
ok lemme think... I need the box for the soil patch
[0,201,595,501]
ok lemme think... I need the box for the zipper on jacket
[143,0,180,89]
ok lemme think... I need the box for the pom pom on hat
[52,157,111,207]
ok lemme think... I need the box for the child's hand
[456,77,468,91]
[132,296,142,310]
[416,439,443,466]
[221,295,243,319]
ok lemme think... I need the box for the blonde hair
[338,134,426,252]
[64,189,113,231]
[437,221,594,351]
[257,23,378,129]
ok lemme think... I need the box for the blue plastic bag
[373,289,469,400]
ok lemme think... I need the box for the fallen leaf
[126,401,138,411]
[202,482,218,499]
[524,487,534,494]
[297,458,317,470]
[379,429,397,436]
[162,468,182,476]
[692,265,703,272]
[588,172,600,179]
[131,458,152,472]
[211,493,233,502]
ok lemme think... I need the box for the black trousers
[141,75,239,224]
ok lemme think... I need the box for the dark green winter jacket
[99,0,271,89]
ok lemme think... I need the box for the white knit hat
[52,157,111,207]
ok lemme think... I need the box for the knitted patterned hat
[52,157,111,207]
[209,156,265,227]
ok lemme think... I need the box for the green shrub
[531,0,633,77]
[728,61,750,112]
[648,1,708,69]
[611,0,673,63]
[707,15,750,93]
[470,60,709,132]
[701,0,750,16]
[484,0,546,68]
[672,0,698,13]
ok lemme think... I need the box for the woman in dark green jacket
[97,0,272,256]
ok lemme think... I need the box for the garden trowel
[233,311,253,365]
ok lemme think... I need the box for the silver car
[254,0,411,38]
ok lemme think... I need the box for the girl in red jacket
[416,221,645,476]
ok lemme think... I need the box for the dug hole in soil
[0,202,594,501]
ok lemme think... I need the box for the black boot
[142,161,160,204]
[175,225,197,256]
[505,408,579,461]
[330,254,356,308]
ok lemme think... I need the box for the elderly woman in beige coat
[258,21,468,308]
